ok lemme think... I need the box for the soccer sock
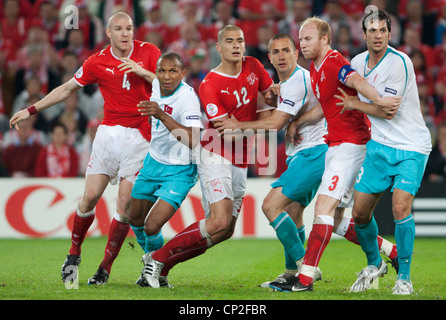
[69,207,95,256]
[270,212,305,268]
[354,215,382,268]
[299,215,334,286]
[99,215,130,274]
[144,230,164,253]
[130,224,146,252]
[336,217,398,260]
[152,220,206,264]
[394,215,415,281]
[284,225,306,270]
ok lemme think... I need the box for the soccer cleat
[141,252,164,288]
[269,276,313,292]
[350,260,388,292]
[260,271,297,288]
[61,254,81,283]
[386,256,399,274]
[136,274,172,288]
[291,279,313,292]
[392,279,414,295]
[87,267,109,285]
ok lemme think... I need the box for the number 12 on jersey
[234,87,250,108]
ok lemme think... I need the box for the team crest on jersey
[206,103,218,117]
[75,66,83,78]
[137,61,144,67]
[247,72,258,85]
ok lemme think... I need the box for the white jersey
[277,65,327,156]
[149,78,203,165]
[351,46,432,155]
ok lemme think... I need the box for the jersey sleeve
[199,80,228,120]
[380,56,408,98]
[277,70,308,116]
[180,88,204,129]
[74,54,97,87]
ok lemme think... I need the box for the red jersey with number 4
[199,56,273,168]
[310,49,370,146]
[74,40,161,142]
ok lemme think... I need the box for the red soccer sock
[300,223,333,286]
[153,221,204,265]
[69,213,95,256]
[99,218,130,274]
[160,238,209,276]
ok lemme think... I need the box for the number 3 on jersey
[122,74,131,90]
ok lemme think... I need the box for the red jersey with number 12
[310,49,370,146]
[74,40,161,142]
[199,56,273,168]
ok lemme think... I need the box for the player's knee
[352,210,371,225]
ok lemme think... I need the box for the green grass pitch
[0,236,445,304]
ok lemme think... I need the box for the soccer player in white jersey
[336,10,432,295]
[214,33,398,290]
[126,52,202,287]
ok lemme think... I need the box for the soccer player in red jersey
[272,17,401,292]
[141,25,275,288]
[9,12,161,285]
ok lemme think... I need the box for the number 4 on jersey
[122,74,131,90]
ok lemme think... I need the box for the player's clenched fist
[138,100,164,119]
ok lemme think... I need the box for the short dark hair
[267,33,297,52]
[157,52,185,70]
[362,10,391,33]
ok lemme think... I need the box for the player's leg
[90,178,133,284]
[61,174,109,283]
[127,197,155,252]
[262,188,305,270]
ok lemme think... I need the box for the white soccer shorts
[86,125,150,185]
[198,148,247,218]
[318,142,366,208]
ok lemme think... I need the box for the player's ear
[105,28,112,39]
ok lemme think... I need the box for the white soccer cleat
[392,279,414,295]
[141,252,164,289]
[350,260,388,292]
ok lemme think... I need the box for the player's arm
[335,87,396,119]
[9,78,81,130]
[118,57,156,83]
[287,103,324,145]
[138,100,200,149]
[345,72,400,114]
[213,109,291,135]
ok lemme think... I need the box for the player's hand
[374,95,401,115]
[286,120,303,146]
[213,115,240,135]
[264,84,279,107]
[138,100,164,120]
[118,58,145,77]
[9,109,31,131]
[335,87,360,114]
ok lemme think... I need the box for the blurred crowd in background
[0,0,445,182]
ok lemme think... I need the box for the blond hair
[301,17,332,45]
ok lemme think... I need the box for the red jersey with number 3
[74,40,161,142]
[199,56,273,168]
[310,49,370,146]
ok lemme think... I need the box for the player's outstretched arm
[9,78,81,130]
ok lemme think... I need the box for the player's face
[217,29,246,63]
[268,38,298,78]
[364,19,390,54]
[107,16,134,55]
[156,58,186,96]
[299,23,325,61]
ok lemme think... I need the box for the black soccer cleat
[61,254,81,283]
[87,267,109,285]
[386,256,399,274]
[269,276,313,292]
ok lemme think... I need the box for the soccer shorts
[318,142,367,208]
[86,125,150,184]
[355,140,429,196]
[198,148,247,219]
[271,144,327,207]
[131,153,198,210]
